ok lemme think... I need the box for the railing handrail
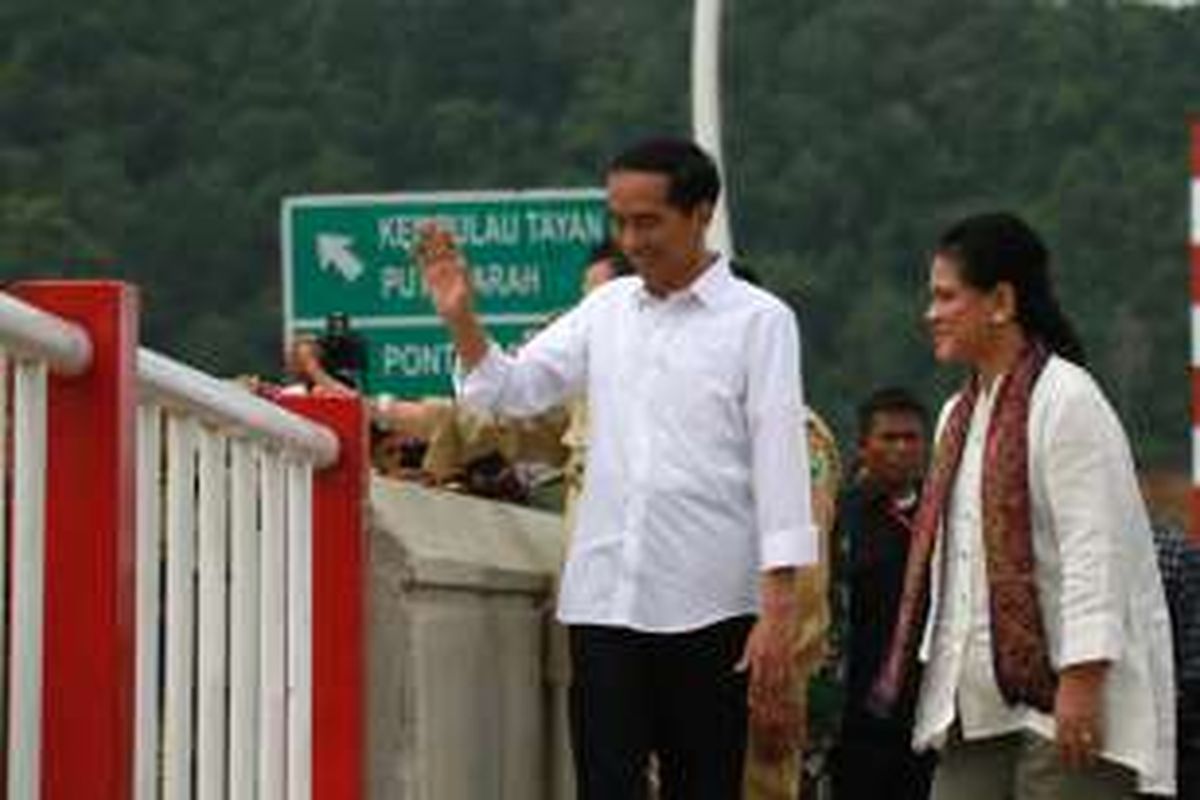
[0,290,340,468]
[0,293,92,376]
[137,349,339,468]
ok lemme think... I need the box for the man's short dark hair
[857,386,929,442]
[607,137,721,212]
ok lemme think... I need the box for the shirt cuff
[1057,612,1122,666]
[453,340,505,411]
[759,523,819,571]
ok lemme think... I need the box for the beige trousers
[931,729,1136,800]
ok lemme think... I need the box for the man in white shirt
[417,137,817,798]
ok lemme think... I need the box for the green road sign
[282,189,607,398]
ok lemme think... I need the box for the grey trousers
[930,729,1136,800]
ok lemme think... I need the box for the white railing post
[227,439,261,800]
[7,359,49,800]
[135,404,164,800]
[197,429,230,800]
[0,351,8,790]
[286,461,314,800]
[259,449,288,800]
[163,413,198,800]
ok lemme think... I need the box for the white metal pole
[135,403,164,800]
[259,449,287,800]
[285,461,313,800]
[228,440,260,800]
[197,429,230,800]
[692,0,734,257]
[0,351,9,779]
[163,413,198,800]
[7,359,48,800]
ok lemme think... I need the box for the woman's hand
[1054,661,1109,769]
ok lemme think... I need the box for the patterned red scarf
[870,342,1057,716]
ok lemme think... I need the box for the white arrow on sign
[317,234,365,282]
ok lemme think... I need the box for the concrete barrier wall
[367,476,572,800]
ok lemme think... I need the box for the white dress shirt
[914,356,1176,796]
[457,256,817,632]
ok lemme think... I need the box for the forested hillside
[2,0,1198,464]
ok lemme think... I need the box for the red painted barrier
[1192,119,1200,542]
[277,394,368,800]
[3,282,367,800]
[9,282,138,800]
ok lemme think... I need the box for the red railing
[1,281,367,800]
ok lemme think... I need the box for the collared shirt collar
[634,253,733,309]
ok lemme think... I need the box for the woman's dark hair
[937,212,1086,366]
[607,137,721,212]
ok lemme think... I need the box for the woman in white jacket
[870,212,1175,798]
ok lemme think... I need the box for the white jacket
[915,356,1176,796]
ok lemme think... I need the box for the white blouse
[914,355,1176,796]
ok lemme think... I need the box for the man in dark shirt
[831,387,936,800]
[1151,522,1200,799]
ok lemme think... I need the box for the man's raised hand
[415,222,474,324]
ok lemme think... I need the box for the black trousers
[831,717,936,800]
[568,616,754,800]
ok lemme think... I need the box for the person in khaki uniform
[372,395,568,499]
[743,408,841,800]
[377,244,629,509]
